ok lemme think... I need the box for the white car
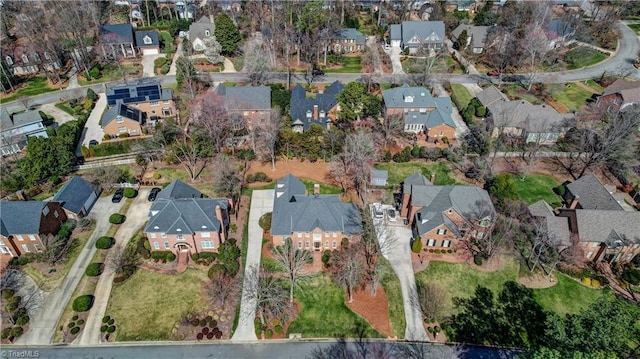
[372,204,384,219]
[387,208,397,222]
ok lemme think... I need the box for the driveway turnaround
[373,210,429,342]
[15,196,124,345]
[39,103,76,125]
[232,189,274,341]
[142,54,164,77]
[78,189,152,345]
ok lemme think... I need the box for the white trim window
[21,244,29,253]
[34,244,42,252]
[437,229,447,235]
[201,232,211,238]
[150,233,157,239]
[305,241,309,248]
[201,241,215,249]
[332,241,337,249]
[153,241,160,249]
[325,241,329,248]
[442,240,451,248]
[28,234,36,241]
[298,241,302,249]
[161,233,167,238]
[164,241,170,249]
[177,234,184,240]
[16,235,23,241]
[0,245,11,254]
[427,239,436,247]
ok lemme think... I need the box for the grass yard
[584,79,604,93]
[78,64,142,86]
[300,179,343,195]
[374,161,458,187]
[534,274,614,315]
[379,259,405,338]
[324,56,362,73]
[107,268,209,341]
[507,173,561,205]
[154,167,189,184]
[159,31,175,54]
[0,77,56,104]
[502,84,542,104]
[628,23,640,35]
[450,84,474,109]
[402,54,460,74]
[229,56,244,72]
[55,102,76,116]
[563,47,608,70]
[550,83,595,112]
[415,258,520,318]
[288,275,382,338]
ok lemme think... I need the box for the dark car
[147,187,161,202]
[502,76,518,82]
[312,68,324,76]
[89,139,99,147]
[111,188,124,203]
[487,70,499,76]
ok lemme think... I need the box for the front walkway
[231,190,273,341]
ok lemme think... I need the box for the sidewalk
[231,190,273,341]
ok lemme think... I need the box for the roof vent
[177,228,182,232]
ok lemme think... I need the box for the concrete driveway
[433,83,469,139]
[232,189,273,341]
[142,54,165,77]
[168,38,183,76]
[385,46,405,74]
[78,188,152,345]
[372,206,428,342]
[77,93,106,154]
[39,103,76,125]
[15,195,124,345]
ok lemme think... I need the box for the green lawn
[159,31,175,54]
[402,54,460,74]
[550,83,595,112]
[55,102,76,116]
[154,167,189,184]
[229,56,244,72]
[585,79,604,93]
[324,56,362,73]
[506,173,561,205]
[502,84,542,104]
[374,161,458,188]
[78,64,142,86]
[563,47,608,70]
[1,77,56,104]
[415,259,520,318]
[379,259,405,338]
[288,275,382,338]
[107,268,209,341]
[300,179,343,195]
[450,84,474,109]
[626,23,640,35]
[534,274,614,315]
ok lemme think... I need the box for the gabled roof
[101,102,143,128]
[52,176,99,215]
[370,169,388,180]
[476,86,508,108]
[402,172,431,194]
[390,21,445,45]
[145,198,228,235]
[100,23,135,44]
[271,174,362,236]
[189,15,215,43]
[135,31,160,48]
[528,200,571,246]
[156,180,203,201]
[404,108,456,129]
[487,98,571,132]
[566,173,625,211]
[451,24,491,49]
[383,84,439,108]
[106,79,172,106]
[289,81,344,131]
[7,110,44,129]
[0,201,48,236]
[214,85,271,111]
[545,19,575,39]
[339,28,365,45]
[601,79,640,106]
[574,209,640,245]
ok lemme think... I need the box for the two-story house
[270,175,362,257]
[2,41,61,76]
[105,79,176,122]
[0,201,68,258]
[383,84,456,141]
[214,84,271,130]
[101,102,144,138]
[100,23,136,59]
[450,24,492,54]
[188,15,216,51]
[389,21,445,53]
[290,81,344,133]
[135,30,161,55]
[595,79,640,115]
[1,109,48,156]
[331,28,366,54]
[144,180,230,257]
[398,173,496,259]
[52,176,101,220]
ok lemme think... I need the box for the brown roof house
[595,79,640,115]
[105,79,176,122]
[0,201,68,259]
[144,180,230,258]
[398,173,497,262]
[214,84,271,130]
[101,102,144,138]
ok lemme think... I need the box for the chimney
[313,105,319,120]
[569,196,580,210]
[210,14,214,24]
[313,183,320,196]
[430,173,436,184]
[16,190,27,201]
[215,205,227,242]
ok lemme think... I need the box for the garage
[135,30,161,56]
[142,48,160,55]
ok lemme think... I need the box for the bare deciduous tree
[211,154,242,198]
[416,282,449,323]
[107,244,139,276]
[188,92,234,154]
[38,233,71,266]
[272,237,312,303]
[379,114,404,150]
[329,245,365,303]
[170,135,210,181]
[243,266,292,327]
[254,110,282,170]
[207,272,241,307]
[342,129,380,205]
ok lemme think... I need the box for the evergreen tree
[214,14,241,56]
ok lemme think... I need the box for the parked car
[487,70,499,76]
[387,208,397,222]
[89,139,98,147]
[312,68,324,76]
[372,204,384,219]
[111,188,124,203]
[147,187,161,202]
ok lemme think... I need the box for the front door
[313,233,322,251]
[177,243,190,252]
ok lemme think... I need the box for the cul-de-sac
[1,1,640,358]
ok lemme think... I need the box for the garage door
[142,48,159,55]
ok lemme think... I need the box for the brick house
[290,81,344,133]
[144,180,230,256]
[214,84,271,130]
[398,173,496,260]
[270,175,362,254]
[52,176,101,219]
[383,84,456,141]
[101,102,144,138]
[330,28,366,54]
[0,201,68,258]
[595,79,640,115]
[105,79,176,121]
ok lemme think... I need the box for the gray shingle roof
[390,21,445,46]
[145,198,228,235]
[52,176,99,215]
[156,180,203,201]
[340,28,366,45]
[100,23,134,44]
[575,209,640,245]
[0,201,48,236]
[189,15,215,44]
[383,84,452,110]
[290,81,344,131]
[403,108,456,129]
[402,172,431,194]
[101,102,143,128]
[528,200,571,246]
[135,30,160,48]
[476,86,508,108]
[8,110,43,129]
[487,98,571,132]
[271,175,362,236]
[451,24,491,49]
[215,85,271,110]
[566,173,625,211]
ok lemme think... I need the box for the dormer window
[21,54,29,63]
[404,95,414,103]
[319,110,325,118]
[205,30,210,37]
[44,52,51,60]
[33,53,40,62]
[5,56,13,65]
[116,115,124,123]
[306,110,312,118]
[479,218,491,228]
[143,35,152,45]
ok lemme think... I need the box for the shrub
[86,88,98,101]
[11,326,23,338]
[85,263,103,276]
[191,253,200,261]
[215,331,222,339]
[15,315,29,326]
[70,326,80,335]
[72,295,94,312]
[89,66,101,79]
[434,249,441,254]
[119,133,130,138]
[160,64,170,75]
[1,328,11,339]
[123,188,137,198]
[202,327,210,335]
[411,146,421,158]
[78,218,92,229]
[622,268,640,285]
[591,279,600,287]
[475,105,486,117]
[153,172,162,180]
[100,325,108,333]
[191,319,200,327]
[166,252,176,262]
[265,329,273,338]
[96,236,115,249]
[77,319,84,325]
[411,237,422,254]
[581,277,592,286]
[393,147,412,163]
[427,326,433,333]
[253,172,272,183]
[68,322,76,328]
[207,332,214,339]
[108,318,115,325]
[447,249,453,254]
[210,320,217,327]
[6,295,21,311]
[259,212,272,230]
[274,325,282,333]
[473,254,483,266]
[200,319,207,327]
[109,213,125,224]
[198,252,217,264]
[196,332,204,340]
[18,255,33,266]
[107,326,116,333]
[2,289,15,300]
[321,250,331,268]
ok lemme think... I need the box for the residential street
[15,196,124,345]
[232,190,274,341]
[78,189,152,345]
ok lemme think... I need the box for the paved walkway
[39,103,76,125]
[222,57,237,73]
[231,189,273,341]
[78,189,152,345]
[168,38,183,76]
[77,93,106,154]
[15,197,124,345]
